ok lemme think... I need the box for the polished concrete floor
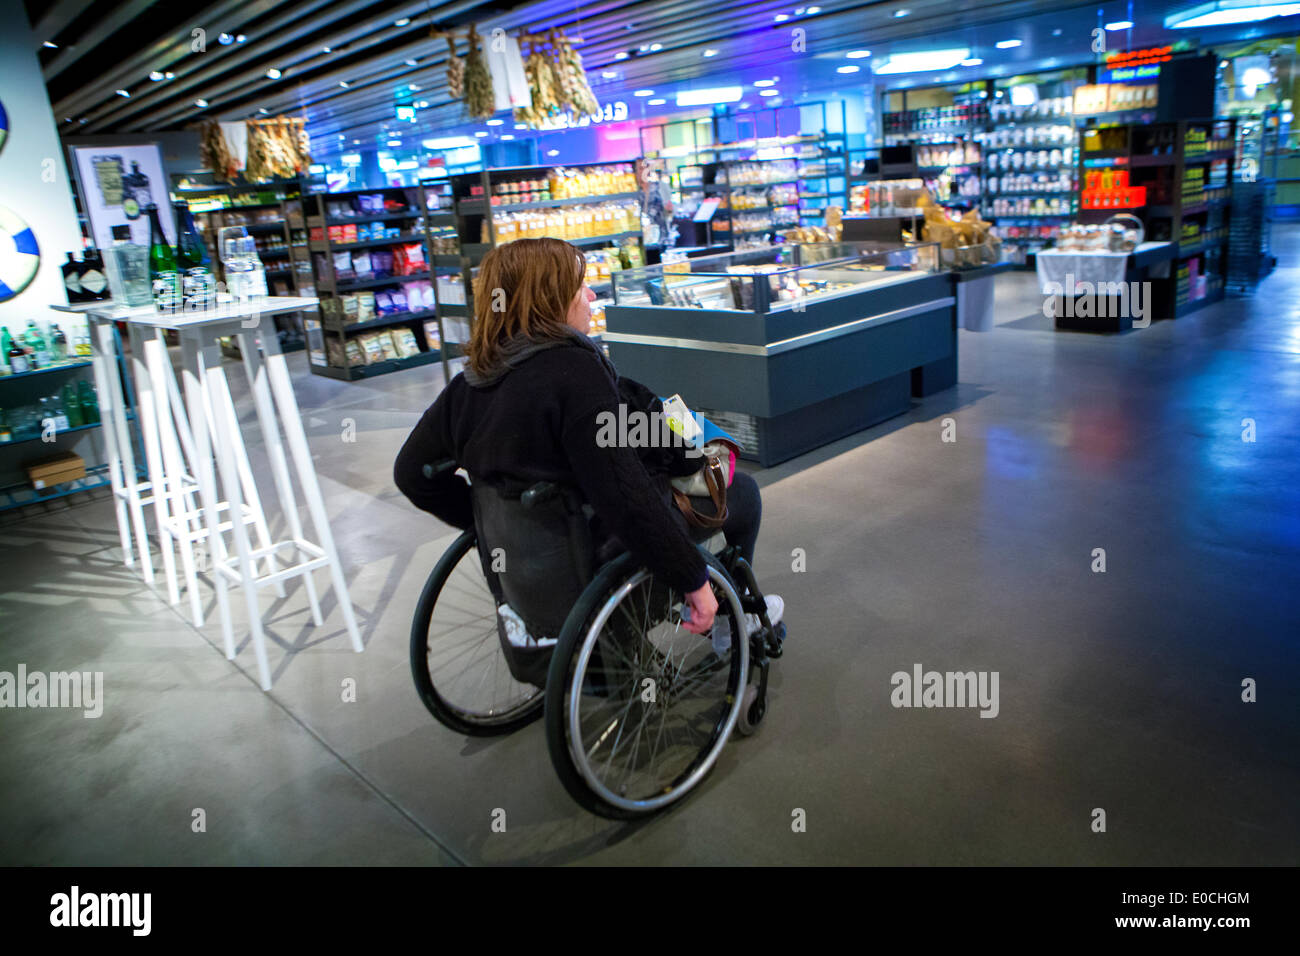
[2,231,1297,866]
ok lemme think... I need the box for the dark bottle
[173,201,214,310]
[7,336,29,374]
[77,379,100,423]
[146,204,181,313]
[80,248,110,301]
[62,382,84,427]
[122,161,152,220]
[62,252,89,303]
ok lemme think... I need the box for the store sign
[534,101,628,130]
[1105,46,1173,69]
[1101,64,1161,84]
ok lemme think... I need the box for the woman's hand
[682,582,718,635]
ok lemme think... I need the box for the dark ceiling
[28,0,1300,159]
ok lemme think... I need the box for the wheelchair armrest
[422,460,459,480]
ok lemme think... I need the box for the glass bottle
[0,408,11,443]
[105,224,153,307]
[146,204,181,313]
[80,248,110,301]
[77,380,100,423]
[62,381,84,427]
[24,321,49,370]
[173,201,215,310]
[6,331,29,374]
[62,252,88,303]
[50,324,69,363]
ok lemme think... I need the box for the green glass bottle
[146,204,181,313]
[62,382,84,427]
[77,380,100,424]
[174,201,214,310]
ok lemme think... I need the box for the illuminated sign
[1105,46,1173,69]
[1101,64,1162,83]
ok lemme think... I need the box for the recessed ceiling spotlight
[754,79,776,87]
[634,88,655,96]
[846,50,871,59]
[149,71,164,81]
[639,44,650,52]
[353,139,360,144]
[650,42,662,51]
[416,100,429,108]
[501,134,515,140]
[339,81,349,88]
[807,4,821,11]
[996,39,1022,48]
[258,107,269,114]
[266,68,281,79]
[775,14,790,22]
[837,65,860,74]
[394,17,410,26]
[547,149,560,157]
[218,33,234,45]
[323,46,332,53]
[405,58,418,66]
[115,89,130,97]
[43,41,57,49]
[961,57,983,66]
[760,88,780,97]
[165,71,174,79]
[195,99,209,107]
[649,98,666,104]
[474,131,488,137]
[703,49,718,57]
[486,118,504,125]
[387,139,402,146]
[894,8,909,16]
[1105,20,1134,30]
[235,34,246,42]
[514,123,527,129]
[614,51,629,60]
[409,83,421,91]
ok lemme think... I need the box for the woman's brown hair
[466,237,585,377]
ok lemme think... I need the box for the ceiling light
[614,51,629,60]
[218,33,234,45]
[387,140,402,147]
[339,81,349,88]
[195,99,208,107]
[43,40,58,49]
[474,131,488,137]
[394,17,410,26]
[634,89,655,96]
[1053,28,1063,35]
[875,48,972,73]
[649,98,666,105]
[514,123,527,129]
[754,79,776,87]
[323,46,332,53]
[149,71,164,81]
[703,49,718,57]
[266,68,281,79]
[258,108,269,114]
[602,70,618,78]
[409,83,421,91]
[807,4,821,10]
[353,139,360,144]
[416,100,429,108]
[501,134,515,140]
[961,57,984,66]
[1105,20,1135,29]
[837,65,860,73]
[760,89,780,97]
[846,50,871,58]
[165,71,174,79]
[486,118,504,125]
[115,89,130,97]
[774,13,790,21]
[1166,1,1300,27]
[676,86,743,106]
[547,149,560,157]
[424,136,477,149]
[796,5,807,11]
[894,8,909,16]
[405,58,418,66]
[996,39,1022,49]
[650,42,662,51]
[639,44,650,52]
[696,117,712,123]
[236,34,246,42]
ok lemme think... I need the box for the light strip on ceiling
[676,86,743,106]
[874,49,971,74]
[1166,1,1300,27]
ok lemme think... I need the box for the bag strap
[672,456,729,529]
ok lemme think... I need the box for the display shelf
[0,463,114,513]
[458,191,642,212]
[311,232,427,252]
[323,210,422,225]
[437,302,470,316]
[0,360,94,381]
[310,348,443,382]
[340,310,441,334]
[987,191,1076,199]
[333,271,431,292]
[566,231,641,248]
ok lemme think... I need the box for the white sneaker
[745,595,784,637]
[498,603,556,648]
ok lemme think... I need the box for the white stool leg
[96,320,152,582]
[127,323,179,605]
[182,335,234,659]
[239,329,323,626]
[259,317,362,651]
[144,332,203,627]
[89,319,135,569]
[202,340,273,690]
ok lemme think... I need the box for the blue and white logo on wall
[0,205,41,301]
[0,97,8,154]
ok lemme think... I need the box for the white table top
[1036,241,1173,258]
[51,296,319,329]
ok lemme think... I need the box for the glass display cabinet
[604,242,957,466]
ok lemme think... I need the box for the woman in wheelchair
[393,237,785,819]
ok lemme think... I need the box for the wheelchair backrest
[469,477,597,642]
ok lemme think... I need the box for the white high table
[62,296,362,689]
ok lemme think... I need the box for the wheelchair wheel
[410,529,544,736]
[544,549,749,819]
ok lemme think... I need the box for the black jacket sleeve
[393,393,474,530]
[564,365,708,594]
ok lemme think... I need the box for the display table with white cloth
[1034,241,1176,332]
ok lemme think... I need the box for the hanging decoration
[463,25,496,121]
[200,116,311,184]
[550,30,600,118]
[445,35,465,100]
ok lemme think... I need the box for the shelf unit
[0,351,130,515]
[443,163,645,342]
[685,159,804,246]
[1077,117,1237,314]
[295,184,454,381]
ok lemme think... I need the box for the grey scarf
[463,327,616,387]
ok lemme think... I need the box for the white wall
[0,0,85,336]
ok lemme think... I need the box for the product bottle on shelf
[0,408,11,443]
[49,324,68,362]
[62,252,89,304]
[146,204,181,313]
[174,201,216,310]
[0,328,13,375]
[105,224,153,307]
[77,379,100,424]
[24,321,50,370]
[62,381,84,428]
[80,248,110,301]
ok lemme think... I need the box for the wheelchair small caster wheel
[735,682,765,736]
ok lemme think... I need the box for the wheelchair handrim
[565,564,748,814]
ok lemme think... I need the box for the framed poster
[69,142,174,252]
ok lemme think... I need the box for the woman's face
[565,268,597,333]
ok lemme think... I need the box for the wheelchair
[409,460,785,820]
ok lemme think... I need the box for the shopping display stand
[1035,241,1176,332]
